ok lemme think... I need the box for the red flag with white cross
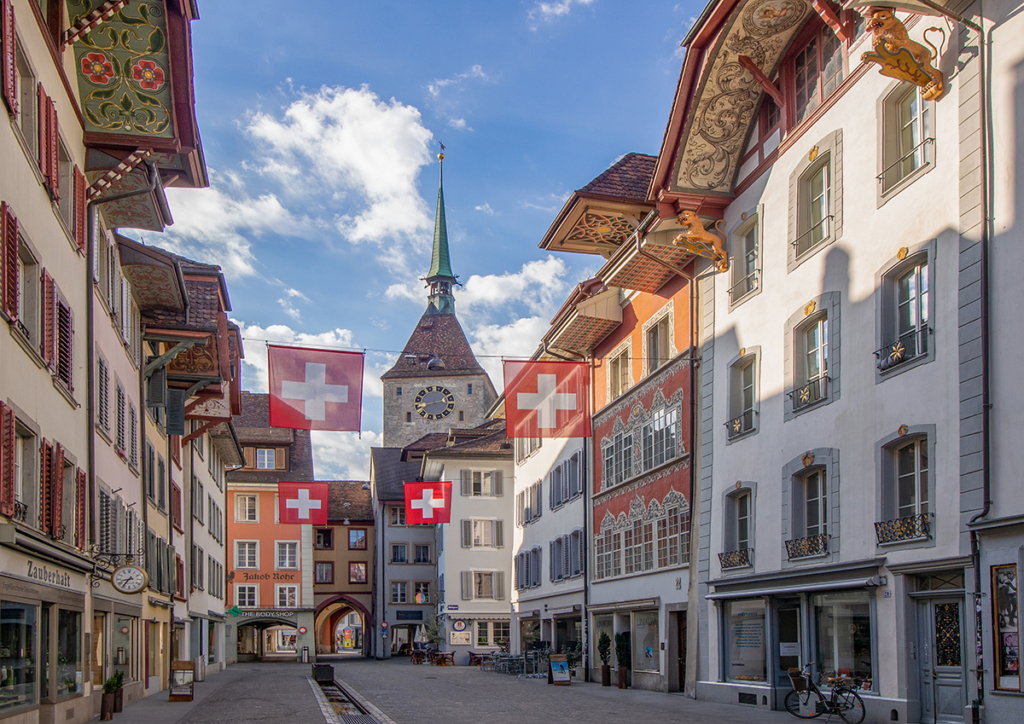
[404,481,453,525]
[268,345,363,431]
[503,360,591,439]
[278,481,329,525]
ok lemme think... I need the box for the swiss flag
[269,345,363,431]
[504,360,591,439]
[278,481,329,525]
[404,481,453,525]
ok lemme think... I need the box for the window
[515,436,541,463]
[192,479,204,524]
[396,387,402,396]
[236,585,257,609]
[896,438,928,520]
[794,316,828,410]
[458,411,464,422]
[390,581,407,604]
[623,520,642,574]
[276,541,298,569]
[799,160,831,255]
[414,544,431,564]
[236,541,257,569]
[632,610,660,672]
[391,544,407,563]
[641,405,679,470]
[477,621,510,648]
[472,571,503,600]
[461,470,503,497]
[463,519,503,549]
[0,601,36,712]
[601,430,633,489]
[730,216,760,303]
[315,562,333,584]
[390,506,405,526]
[728,355,757,439]
[550,530,584,581]
[878,258,930,372]
[724,599,767,682]
[546,451,582,507]
[315,528,333,549]
[349,562,367,584]
[192,545,204,590]
[517,480,543,525]
[516,547,543,590]
[812,591,873,689]
[595,527,623,581]
[276,585,298,608]
[993,564,1020,692]
[609,347,630,399]
[657,506,690,568]
[96,356,110,432]
[880,85,933,195]
[14,43,37,157]
[736,493,750,551]
[12,233,39,347]
[467,383,473,394]
[646,316,670,373]
[791,25,844,125]
[414,581,430,604]
[348,528,366,549]
[256,448,275,469]
[804,469,828,538]
[235,494,257,522]
[56,139,73,230]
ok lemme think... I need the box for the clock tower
[381,154,497,447]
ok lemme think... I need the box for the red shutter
[75,468,86,548]
[1,0,16,117]
[56,297,72,389]
[0,402,15,517]
[37,83,47,184]
[1,200,17,322]
[40,268,54,365]
[73,166,86,252]
[39,439,52,530]
[50,441,64,538]
[47,98,58,202]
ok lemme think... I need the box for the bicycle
[784,662,866,724]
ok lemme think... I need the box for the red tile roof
[579,153,657,201]
[382,313,488,380]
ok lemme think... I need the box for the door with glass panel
[917,598,966,723]
[774,599,803,710]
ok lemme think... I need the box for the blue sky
[143,0,702,479]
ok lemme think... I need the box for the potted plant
[615,631,631,689]
[101,677,117,721]
[562,642,582,678]
[112,670,125,712]
[598,632,612,686]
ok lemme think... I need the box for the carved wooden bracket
[737,56,784,107]
[812,0,853,43]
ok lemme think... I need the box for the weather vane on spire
[435,139,446,162]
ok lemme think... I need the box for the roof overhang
[544,286,622,355]
[539,192,654,257]
[599,225,696,293]
[115,234,185,311]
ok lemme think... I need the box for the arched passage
[315,595,372,656]
[236,617,299,662]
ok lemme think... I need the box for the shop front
[90,595,143,714]
[588,598,682,692]
[0,553,92,724]
[230,609,314,662]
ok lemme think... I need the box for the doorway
[675,611,687,691]
[917,598,967,723]
[773,598,802,710]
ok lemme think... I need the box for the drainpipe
[85,161,160,545]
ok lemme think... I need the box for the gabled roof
[326,481,373,522]
[580,153,658,200]
[370,447,423,502]
[381,313,488,380]
[423,420,512,458]
[227,393,315,484]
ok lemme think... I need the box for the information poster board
[993,564,1020,691]
[169,661,195,702]
[550,654,571,685]
[450,631,471,646]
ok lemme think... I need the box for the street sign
[381,621,389,629]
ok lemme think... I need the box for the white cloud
[528,0,595,29]
[278,297,302,322]
[310,430,383,480]
[426,65,488,98]
[475,202,496,215]
[469,316,551,391]
[459,256,570,316]
[521,190,571,213]
[448,118,470,131]
[283,288,310,301]
[247,85,435,246]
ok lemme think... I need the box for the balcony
[791,376,829,411]
[875,513,931,545]
[725,410,756,440]
[785,534,829,560]
[875,328,930,372]
[719,548,752,570]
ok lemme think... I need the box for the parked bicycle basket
[788,670,808,692]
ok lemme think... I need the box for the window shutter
[536,481,542,519]
[1,201,18,321]
[275,447,286,470]
[50,442,64,538]
[37,83,47,184]
[41,269,55,365]
[562,535,570,581]
[532,548,541,587]
[492,470,503,496]
[461,571,472,600]
[243,446,255,468]
[516,491,522,527]
[0,402,15,517]
[56,298,72,389]
[73,166,86,252]
[493,520,504,549]
[549,541,555,582]
[461,519,471,548]
[460,469,471,496]
[47,98,58,202]
[75,468,86,548]
[39,439,52,530]
[1,0,16,116]
[494,572,504,600]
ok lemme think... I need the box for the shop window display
[725,599,767,682]
[632,611,660,672]
[112,617,136,682]
[0,602,37,712]
[56,609,83,696]
[811,592,873,689]
[993,564,1019,691]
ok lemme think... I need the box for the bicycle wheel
[784,689,822,719]
[835,687,865,724]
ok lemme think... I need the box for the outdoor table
[436,652,455,666]
[410,650,426,664]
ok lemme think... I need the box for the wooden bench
[431,652,455,666]
[410,650,427,664]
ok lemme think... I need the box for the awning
[705,576,885,601]
[587,597,659,614]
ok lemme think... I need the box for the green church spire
[424,151,457,315]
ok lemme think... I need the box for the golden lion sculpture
[672,210,728,273]
[863,9,944,101]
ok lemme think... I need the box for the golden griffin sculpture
[672,210,729,273]
[861,8,945,101]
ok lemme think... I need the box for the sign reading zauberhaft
[268,345,364,431]
[278,481,329,525]
[503,360,591,439]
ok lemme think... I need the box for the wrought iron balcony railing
[51,524,67,542]
[875,513,931,545]
[791,375,829,411]
[728,270,760,302]
[12,500,28,523]
[719,548,753,570]
[785,534,829,560]
[791,215,834,256]
[725,410,757,440]
[877,137,935,191]
[875,328,930,372]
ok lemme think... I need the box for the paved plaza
[114,659,796,724]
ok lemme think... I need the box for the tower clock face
[414,386,456,420]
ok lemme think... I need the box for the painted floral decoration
[132,60,165,90]
[81,53,114,84]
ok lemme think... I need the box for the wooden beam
[738,56,784,107]
[143,339,202,379]
[181,419,217,445]
[812,0,853,42]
